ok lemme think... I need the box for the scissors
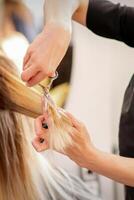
[39,71,58,110]
[44,71,59,94]
[39,71,59,143]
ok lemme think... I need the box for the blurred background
[0,0,134,200]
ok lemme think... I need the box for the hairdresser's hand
[21,23,71,86]
[61,113,95,168]
[32,112,95,168]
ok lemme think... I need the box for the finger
[32,136,48,152]
[49,71,56,78]
[21,65,38,82]
[35,115,46,134]
[23,52,31,69]
[26,71,47,87]
[23,57,32,71]
[65,112,83,131]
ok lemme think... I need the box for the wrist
[42,22,72,46]
[44,19,72,33]
[82,145,99,169]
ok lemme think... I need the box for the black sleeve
[86,0,134,47]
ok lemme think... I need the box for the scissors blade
[41,71,59,112]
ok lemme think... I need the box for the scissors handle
[47,71,59,91]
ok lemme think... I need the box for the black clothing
[119,75,134,200]
[86,0,134,47]
[86,1,134,199]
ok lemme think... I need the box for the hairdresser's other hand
[21,23,71,86]
[32,112,95,168]
[62,113,95,168]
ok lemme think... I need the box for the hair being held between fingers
[33,103,93,168]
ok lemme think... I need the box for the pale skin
[21,0,88,86]
[22,0,134,187]
[33,111,134,187]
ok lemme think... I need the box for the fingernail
[39,138,45,143]
[42,123,48,129]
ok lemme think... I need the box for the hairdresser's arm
[83,146,134,187]
[22,0,89,86]
[65,114,134,187]
[33,113,134,187]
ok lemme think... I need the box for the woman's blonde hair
[0,52,40,200]
[0,52,101,200]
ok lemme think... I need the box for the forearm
[44,0,89,30]
[86,148,134,186]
